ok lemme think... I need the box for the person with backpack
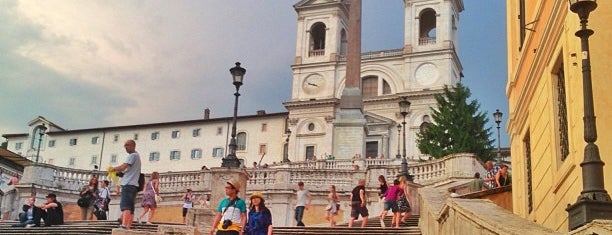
[94,180,111,220]
[109,139,141,230]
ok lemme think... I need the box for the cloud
[1,1,295,137]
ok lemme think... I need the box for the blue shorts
[384,200,398,212]
[120,185,138,213]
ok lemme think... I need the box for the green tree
[416,83,494,161]
[1,141,6,149]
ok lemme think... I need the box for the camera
[116,172,125,177]
[221,219,232,229]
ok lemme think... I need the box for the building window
[524,131,533,213]
[171,130,180,139]
[309,22,326,56]
[134,133,139,140]
[149,152,160,161]
[307,123,315,131]
[305,146,315,161]
[362,76,378,98]
[113,134,119,142]
[91,155,97,165]
[69,138,78,146]
[193,128,201,137]
[191,149,202,159]
[15,142,22,150]
[69,157,76,166]
[30,125,46,149]
[212,148,224,157]
[48,140,55,148]
[217,127,223,135]
[261,123,267,132]
[259,144,267,155]
[236,132,247,151]
[170,150,181,160]
[366,141,378,158]
[555,64,569,161]
[111,154,117,163]
[151,132,159,140]
[91,136,100,144]
[419,8,437,45]
[518,0,526,51]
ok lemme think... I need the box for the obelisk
[333,0,366,159]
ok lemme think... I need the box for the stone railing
[419,37,436,45]
[17,153,483,194]
[338,48,404,61]
[418,187,562,235]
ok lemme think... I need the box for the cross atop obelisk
[333,0,366,160]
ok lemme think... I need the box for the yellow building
[506,0,612,232]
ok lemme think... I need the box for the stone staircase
[273,214,421,235]
[0,215,420,235]
[0,220,160,234]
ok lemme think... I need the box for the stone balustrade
[16,153,483,195]
[7,153,485,225]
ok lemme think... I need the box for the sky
[0,0,509,146]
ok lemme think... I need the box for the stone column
[186,167,248,234]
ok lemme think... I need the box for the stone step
[0,220,162,235]
[273,227,421,235]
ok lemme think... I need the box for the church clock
[302,75,325,95]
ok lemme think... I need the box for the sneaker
[118,225,129,230]
[380,219,385,228]
[25,224,35,228]
[146,222,152,225]
[137,218,142,224]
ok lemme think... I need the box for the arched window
[362,76,378,98]
[236,132,247,151]
[419,9,437,45]
[309,22,326,56]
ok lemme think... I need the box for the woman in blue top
[244,191,272,235]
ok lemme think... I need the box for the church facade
[3,0,465,172]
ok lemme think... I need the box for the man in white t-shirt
[294,181,311,226]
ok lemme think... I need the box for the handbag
[77,197,89,208]
[397,195,411,212]
[151,181,163,203]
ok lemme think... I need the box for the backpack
[138,173,145,192]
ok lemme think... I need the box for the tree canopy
[416,83,494,161]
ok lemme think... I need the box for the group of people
[11,194,64,228]
[210,179,273,235]
[377,175,412,228]
[468,160,511,192]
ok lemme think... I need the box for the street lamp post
[396,124,402,159]
[35,124,47,164]
[566,0,612,230]
[221,62,246,168]
[398,97,412,181]
[493,109,503,163]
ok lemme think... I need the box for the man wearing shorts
[111,139,141,229]
[348,179,368,227]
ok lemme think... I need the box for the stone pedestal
[186,167,248,234]
[332,107,366,160]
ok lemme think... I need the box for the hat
[226,179,241,191]
[46,193,56,199]
[187,188,192,191]
[250,191,264,200]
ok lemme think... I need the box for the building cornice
[4,112,289,136]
